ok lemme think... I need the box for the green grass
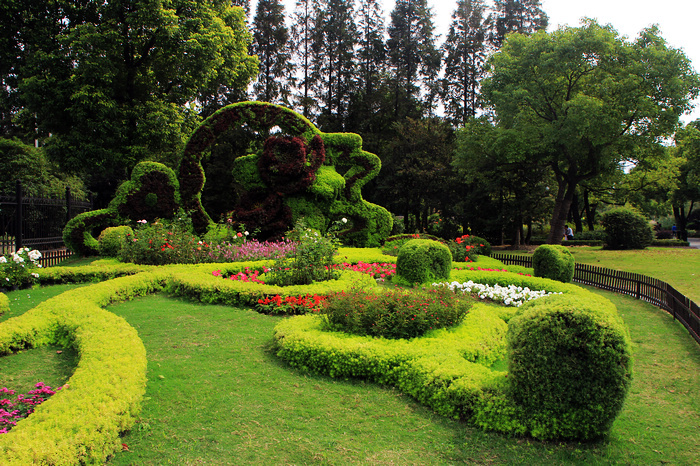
[2,248,699,464]
[99,291,700,465]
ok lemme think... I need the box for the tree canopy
[476,20,700,242]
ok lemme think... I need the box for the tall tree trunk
[570,192,583,233]
[583,189,597,231]
[547,180,577,244]
[673,204,689,241]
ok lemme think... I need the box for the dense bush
[602,207,654,250]
[0,292,8,315]
[504,293,632,439]
[380,233,443,257]
[118,217,201,265]
[575,230,608,241]
[0,248,42,289]
[322,287,471,339]
[532,245,574,283]
[97,226,134,257]
[448,235,492,262]
[396,239,452,284]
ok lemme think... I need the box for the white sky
[262,0,700,124]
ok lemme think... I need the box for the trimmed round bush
[602,207,653,250]
[97,226,134,257]
[532,244,574,283]
[396,239,452,284]
[506,293,632,440]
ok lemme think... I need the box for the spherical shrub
[532,244,574,283]
[322,287,470,339]
[506,293,632,440]
[602,207,653,250]
[97,226,133,257]
[396,239,452,284]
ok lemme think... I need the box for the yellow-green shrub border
[0,270,169,465]
[0,292,8,315]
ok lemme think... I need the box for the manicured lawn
[1,247,699,464]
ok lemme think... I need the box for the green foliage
[0,272,167,464]
[396,239,452,284]
[0,138,86,198]
[264,220,339,286]
[532,245,575,283]
[0,292,8,315]
[97,226,134,257]
[118,217,201,266]
[322,287,471,339]
[602,207,654,250]
[503,293,632,440]
[380,233,444,257]
[448,234,492,262]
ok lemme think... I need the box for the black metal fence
[491,252,700,345]
[1,181,92,266]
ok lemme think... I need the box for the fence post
[636,280,641,299]
[15,180,23,251]
[66,186,71,224]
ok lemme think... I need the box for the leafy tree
[386,0,440,119]
[670,121,700,239]
[311,0,358,131]
[479,21,700,243]
[13,0,258,206]
[441,0,488,125]
[375,118,457,232]
[290,0,318,118]
[487,0,548,48]
[251,0,294,104]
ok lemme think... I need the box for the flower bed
[435,281,561,307]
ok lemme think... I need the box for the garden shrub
[602,207,654,250]
[0,292,8,315]
[322,287,471,339]
[532,244,574,283]
[97,225,134,257]
[448,235,492,262]
[0,248,42,289]
[380,234,443,257]
[118,216,202,265]
[0,271,168,464]
[396,239,452,284]
[503,293,632,440]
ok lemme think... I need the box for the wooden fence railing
[490,252,700,345]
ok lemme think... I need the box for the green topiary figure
[602,207,654,250]
[178,101,392,247]
[396,239,452,284]
[506,293,632,440]
[532,244,575,283]
[97,226,134,257]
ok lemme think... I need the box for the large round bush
[532,244,574,283]
[506,294,632,440]
[602,207,653,249]
[97,226,134,257]
[396,239,452,284]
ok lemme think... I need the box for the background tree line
[2,0,698,244]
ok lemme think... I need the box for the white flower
[12,254,24,264]
[28,250,42,261]
[137,219,148,224]
[31,273,39,279]
[341,218,347,224]
[244,231,249,236]
[0,256,6,264]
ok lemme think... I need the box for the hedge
[0,271,169,465]
[0,292,8,315]
[275,267,632,440]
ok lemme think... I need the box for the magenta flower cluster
[204,239,297,263]
[1,383,61,434]
[212,267,268,284]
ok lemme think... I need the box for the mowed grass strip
[106,291,700,465]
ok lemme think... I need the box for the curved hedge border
[274,268,632,440]
[0,270,169,464]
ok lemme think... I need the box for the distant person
[566,225,574,241]
[672,224,677,238]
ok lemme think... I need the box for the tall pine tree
[251,0,293,104]
[488,0,548,48]
[386,0,440,119]
[347,0,387,137]
[311,0,358,131]
[290,0,317,118]
[441,0,487,125]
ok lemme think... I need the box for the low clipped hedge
[0,292,8,315]
[0,271,169,464]
[652,239,690,247]
[532,245,574,283]
[275,267,632,440]
[396,239,452,284]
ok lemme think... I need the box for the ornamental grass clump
[321,287,471,339]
